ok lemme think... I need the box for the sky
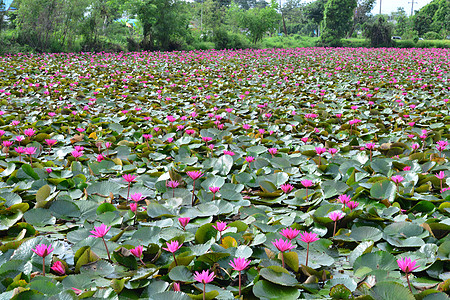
[370,0,434,16]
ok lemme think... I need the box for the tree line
[0,0,449,53]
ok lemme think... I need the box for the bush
[342,39,370,48]
[394,40,416,48]
[363,16,393,47]
[424,31,440,40]
[213,28,251,50]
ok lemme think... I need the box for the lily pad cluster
[0,48,449,299]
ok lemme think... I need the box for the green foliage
[238,0,280,44]
[424,31,440,40]
[363,15,393,47]
[212,27,250,49]
[320,0,357,46]
[390,7,409,37]
[433,0,450,37]
[347,0,376,38]
[412,0,439,36]
[134,0,191,51]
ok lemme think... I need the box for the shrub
[394,40,416,48]
[363,16,393,47]
[424,31,441,40]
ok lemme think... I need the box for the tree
[390,7,409,37]
[320,0,357,46]
[15,0,65,51]
[347,0,375,38]
[0,0,5,32]
[236,0,280,43]
[433,0,450,38]
[305,0,326,36]
[412,0,439,36]
[134,0,191,51]
[363,15,392,47]
[281,0,308,35]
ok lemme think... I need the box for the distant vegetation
[0,0,450,53]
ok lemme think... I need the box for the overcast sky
[370,0,434,16]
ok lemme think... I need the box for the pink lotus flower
[229,257,250,297]
[397,257,420,292]
[167,180,179,188]
[301,179,313,198]
[213,221,228,232]
[45,139,57,147]
[50,261,65,275]
[436,171,446,179]
[328,148,338,156]
[32,244,54,276]
[90,224,111,238]
[403,166,411,171]
[72,288,83,295]
[338,194,351,205]
[14,146,25,161]
[129,203,137,212]
[202,136,212,143]
[299,231,319,244]
[2,140,13,147]
[15,135,24,142]
[280,184,294,194]
[123,174,137,183]
[130,193,144,202]
[172,282,181,291]
[123,174,137,204]
[97,154,104,162]
[209,186,220,200]
[32,244,54,258]
[272,238,294,268]
[245,156,255,163]
[315,147,326,155]
[229,257,251,272]
[178,217,190,230]
[301,180,313,188]
[194,269,215,299]
[90,224,111,260]
[328,211,344,221]
[187,171,203,205]
[391,175,404,184]
[223,150,235,156]
[280,228,300,240]
[163,241,182,253]
[130,245,145,265]
[163,240,182,266]
[187,171,203,181]
[24,128,36,137]
[436,171,446,190]
[194,269,215,284]
[24,146,36,163]
[71,150,83,159]
[347,201,359,211]
[272,238,295,253]
[268,147,278,156]
[328,211,344,236]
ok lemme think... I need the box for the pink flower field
[0,47,449,299]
